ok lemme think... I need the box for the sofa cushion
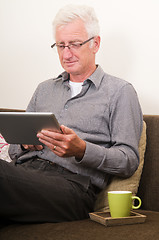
[0,133,11,162]
[0,210,158,240]
[94,121,146,211]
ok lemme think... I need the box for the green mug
[108,191,142,218]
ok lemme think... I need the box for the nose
[62,46,73,59]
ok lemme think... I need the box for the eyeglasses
[51,37,94,51]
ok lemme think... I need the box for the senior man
[0,4,143,223]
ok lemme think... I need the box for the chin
[64,66,81,75]
[63,61,81,73]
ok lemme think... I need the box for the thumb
[60,125,73,135]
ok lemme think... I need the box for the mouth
[64,61,78,66]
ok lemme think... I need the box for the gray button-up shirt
[9,65,143,189]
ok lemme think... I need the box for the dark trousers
[0,158,96,223]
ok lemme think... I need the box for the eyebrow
[57,39,83,45]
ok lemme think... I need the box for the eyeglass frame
[51,36,95,50]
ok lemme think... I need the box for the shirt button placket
[64,104,68,110]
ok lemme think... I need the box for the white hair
[52,4,100,38]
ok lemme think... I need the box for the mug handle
[132,196,142,209]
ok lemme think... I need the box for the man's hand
[37,125,86,160]
[22,144,43,151]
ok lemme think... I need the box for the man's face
[55,18,99,79]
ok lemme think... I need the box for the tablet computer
[0,112,61,145]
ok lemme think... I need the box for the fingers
[34,145,44,150]
[60,125,73,134]
[37,132,62,152]
[36,126,85,159]
[37,126,74,150]
[22,144,43,151]
[37,129,64,144]
[37,127,71,155]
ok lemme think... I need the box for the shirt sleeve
[76,83,143,178]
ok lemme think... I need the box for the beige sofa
[0,108,159,240]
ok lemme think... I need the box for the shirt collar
[57,65,105,89]
[57,71,69,82]
[84,65,105,89]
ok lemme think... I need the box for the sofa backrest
[138,115,159,212]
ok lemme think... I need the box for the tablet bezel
[0,112,61,145]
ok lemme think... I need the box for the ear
[93,36,101,54]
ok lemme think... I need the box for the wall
[0,0,159,114]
